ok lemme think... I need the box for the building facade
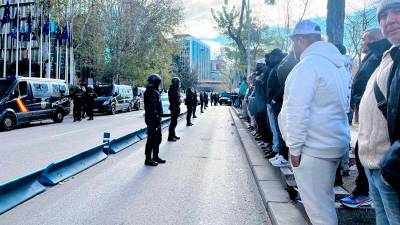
[174,34,211,82]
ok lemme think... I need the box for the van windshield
[95,86,113,97]
[0,80,13,99]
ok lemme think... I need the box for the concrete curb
[229,107,309,225]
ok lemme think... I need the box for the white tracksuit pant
[292,153,341,225]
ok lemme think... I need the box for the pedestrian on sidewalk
[144,74,166,166]
[168,77,181,142]
[340,29,391,209]
[358,1,400,223]
[185,87,195,126]
[278,20,351,225]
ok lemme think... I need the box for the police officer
[85,87,97,121]
[185,87,194,126]
[200,91,205,113]
[168,77,181,142]
[192,89,198,118]
[144,74,165,166]
[71,86,84,122]
[81,86,87,119]
[204,92,209,108]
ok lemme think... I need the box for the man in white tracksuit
[278,20,351,225]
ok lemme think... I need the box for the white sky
[178,0,374,59]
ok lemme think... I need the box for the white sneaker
[271,155,290,167]
[269,155,280,163]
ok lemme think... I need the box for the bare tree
[345,0,379,66]
[327,0,345,44]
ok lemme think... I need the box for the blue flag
[1,1,10,26]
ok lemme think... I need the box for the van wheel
[2,114,16,131]
[110,104,116,115]
[127,104,132,112]
[53,110,64,123]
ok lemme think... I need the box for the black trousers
[353,142,369,196]
[145,126,162,160]
[255,111,272,143]
[187,106,193,124]
[73,104,82,121]
[86,104,94,119]
[200,102,204,112]
[192,105,197,117]
[169,110,180,138]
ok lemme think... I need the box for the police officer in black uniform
[71,86,84,122]
[168,77,181,142]
[85,87,97,121]
[200,91,205,113]
[192,89,198,118]
[144,74,166,166]
[185,87,194,126]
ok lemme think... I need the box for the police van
[94,84,140,115]
[0,77,70,131]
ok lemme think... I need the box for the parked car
[161,93,170,116]
[219,92,232,106]
[94,84,140,115]
[0,76,70,131]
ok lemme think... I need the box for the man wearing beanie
[358,1,400,224]
[278,20,351,225]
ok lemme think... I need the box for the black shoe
[265,151,277,159]
[187,123,194,126]
[145,159,158,166]
[168,137,177,142]
[153,157,166,164]
[193,116,197,118]
[174,136,181,140]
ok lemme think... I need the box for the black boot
[168,136,177,142]
[153,157,166,164]
[145,159,158,166]
[174,136,181,140]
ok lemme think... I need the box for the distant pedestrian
[70,86,84,122]
[200,91,205,113]
[192,89,198,118]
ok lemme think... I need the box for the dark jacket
[85,89,97,107]
[381,141,400,195]
[168,85,180,112]
[273,52,299,105]
[144,87,162,129]
[192,90,198,106]
[253,65,268,113]
[351,38,391,107]
[185,88,194,106]
[267,55,285,104]
[200,92,204,102]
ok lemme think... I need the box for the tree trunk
[327,0,345,45]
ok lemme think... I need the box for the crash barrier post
[103,132,111,155]
[0,170,46,215]
[108,131,141,154]
[39,145,108,186]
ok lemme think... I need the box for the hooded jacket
[351,39,391,107]
[278,41,351,158]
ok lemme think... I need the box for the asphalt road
[0,109,149,184]
[0,107,271,225]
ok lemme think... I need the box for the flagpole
[65,22,69,83]
[3,23,6,78]
[47,14,51,79]
[39,8,43,78]
[16,0,19,77]
[69,19,73,85]
[56,24,59,79]
[29,9,32,77]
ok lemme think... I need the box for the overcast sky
[178,0,375,58]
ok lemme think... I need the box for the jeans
[365,169,400,225]
[267,104,280,153]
